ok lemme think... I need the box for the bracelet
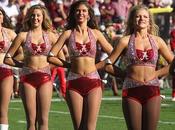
[5,53,12,58]
[48,52,55,57]
[105,58,112,65]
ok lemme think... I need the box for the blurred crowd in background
[1,0,175,97]
[0,0,174,38]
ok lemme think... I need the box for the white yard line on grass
[18,120,26,124]
[10,96,174,102]
[10,107,175,125]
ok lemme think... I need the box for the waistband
[67,70,101,81]
[123,77,160,89]
[20,65,51,76]
[0,64,12,69]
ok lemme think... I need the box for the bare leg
[20,83,37,130]
[13,77,19,98]
[0,76,13,124]
[142,96,161,130]
[111,76,118,96]
[122,98,142,130]
[66,90,83,130]
[37,81,53,130]
[82,87,102,130]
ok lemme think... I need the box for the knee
[26,115,36,126]
[86,126,96,130]
[27,120,36,130]
[38,116,48,126]
[0,110,8,119]
[0,104,9,113]
[86,122,96,130]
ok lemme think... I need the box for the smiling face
[30,9,43,28]
[74,4,89,24]
[135,9,150,30]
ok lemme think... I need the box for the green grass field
[8,88,175,130]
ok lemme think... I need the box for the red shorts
[20,72,51,88]
[122,85,160,105]
[0,67,13,81]
[67,77,103,97]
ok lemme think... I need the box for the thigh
[122,98,142,130]
[142,96,161,130]
[20,83,37,119]
[83,87,102,129]
[37,81,53,117]
[66,89,84,129]
[0,76,13,110]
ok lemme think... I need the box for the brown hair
[66,0,98,30]
[0,7,14,29]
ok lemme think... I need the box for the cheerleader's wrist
[105,58,112,65]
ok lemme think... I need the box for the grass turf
[8,88,175,130]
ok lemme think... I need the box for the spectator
[3,0,19,26]
[46,0,67,29]
[99,0,115,25]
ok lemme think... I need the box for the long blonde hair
[124,5,159,36]
[22,4,53,32]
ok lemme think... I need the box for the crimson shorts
[67,77,103,97]
[122,85,160,105]
[20,72,51,88]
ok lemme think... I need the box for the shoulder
[151,35,165,44]
[3,28,16,39]
[151,35,168,49]
[46,31,57,44]
[16,32,28,41]
[60,30,72,39]
[91,29,104,39]
[47,31,57,39]
[51,30,72,45]
[4,28,15,34]
[152,35,164,42]
[119,35,130,46]
[63,29,72,36]
[91,29,101,36]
